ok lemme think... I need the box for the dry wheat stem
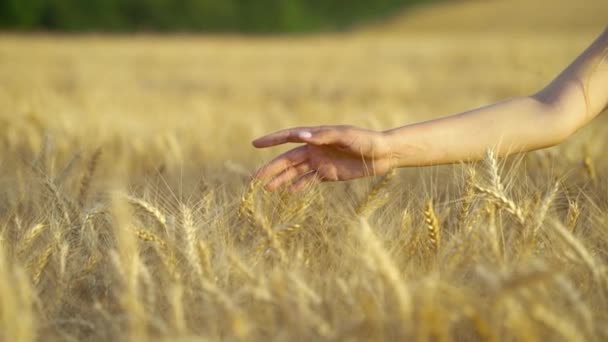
[532,305,586,342]
[359,218,412,321]
[258,221,287,264]
[549,219,600,282]
[197,240,214,280]
[228,253,257,283]
[44,179,74,226]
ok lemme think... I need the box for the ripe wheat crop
[1,0,608,340]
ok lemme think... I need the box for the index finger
[253,145,308,180]
[252,127,318,148]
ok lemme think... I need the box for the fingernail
[298,131,312,139]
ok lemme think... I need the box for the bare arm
[385,27,608,167]
[253,28,608,191]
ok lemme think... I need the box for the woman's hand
[252,126,394,192]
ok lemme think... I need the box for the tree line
[0,0,432,32]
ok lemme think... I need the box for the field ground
[0,0,607,341]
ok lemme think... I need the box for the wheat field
[1,0,608,341]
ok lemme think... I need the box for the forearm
[383,28,608,169]
[383,96,570,167]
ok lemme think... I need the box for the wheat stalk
[197,239,214,280]
[258,221,287,264]
[170,283,186,334]
[43,178,74,226]
[424,199,440,252]
[125,195,169,235]
[228,252,256,283]
[474,185,525,225]
[358,218,412,320]
[355,168,396,217]
[19,223,46,254]
[281,187,314,223]
[549,218,600,281]
[457,169,476,231]
[134,227,168,251]
[485,150,503,193]
[77,148,102,208]
[532,181,559,237]
[83,252,98,274]
[238,180,264,240]
[583,146,597,184]
[29,242,55,285]
[55,151,82,185]
[532,305,586,342]
[276,223,302,241]
[566,200,581,233]
[133,227,178,279]
[180,203,202,279]
[476,150,526,225]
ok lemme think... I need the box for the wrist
[380,127,429,168]
[379,129,405,169]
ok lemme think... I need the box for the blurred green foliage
[0,0,432,32]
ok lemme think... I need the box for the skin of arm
[385,26,608,167]
[252,27,608,191]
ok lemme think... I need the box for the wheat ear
[583,145,597,184]
[485,150,503,193]
[532,181,559,237]
[258,221,287,264]
[180,204,202,279]
[77,148,102,208]
[424,199,440,252]
[457,169,476,231]
[134,227,168,251]
[474,185,525,225]
[29,242,55,285]
[44,178,74,226]
[355,168,396,217]
[125,195,169,235]
[566,200,581,233]
[19,223,46,254]
[238,180,264,240]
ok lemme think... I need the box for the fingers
[289,172,322,193]
[253,145,308,180]
[252,125,355,148]
[252,127,319,148]
[264,162,312,191]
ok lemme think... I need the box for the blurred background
[1,0,434,33]
[0,0,607,171]
[2,0,605,34]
